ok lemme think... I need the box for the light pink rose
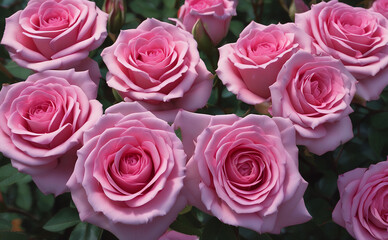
[371,0,388,18]
[270,51,357,156]
[177,0,237,45]
[217,22,313,105]
[173,111,311,234]
[1,0,108,72]
[0,69,102,195]
[159,230,199,240]
[67,102,187,240]
[295,0,388,101]
[101,18,213,122]
[332,158,388,239]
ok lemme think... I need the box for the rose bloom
[101,18,212,122]
[295,0,388,101]
[173,111,311,234]
[0,69,102,195]
[159,231,199,240]
[217,22,313,105]
[371,0,388,18]
[270,51,357,156]
[177,0,237,45]
[332,158,388,239]
[1,0,108,72]
[67,102,187,240]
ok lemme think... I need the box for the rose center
[28,101,54,120]
[253,42,276,55]
[237,161,253,176]
[311,80,322,98]
[138,48,165,64]
[119,154,141,175]
[37,7,70,31]
[339,14,364,34]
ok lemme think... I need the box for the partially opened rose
[101,18,212,122]
[270,51,357,155]
[217,21,313,105]
[332,158,388,239]
[296,0,388,101]
[0,69,102,195]
[371,0,388,19]
[177,0,237,45]
[67,102,187,240]
[173,111,311,234]
[1,0,108,72]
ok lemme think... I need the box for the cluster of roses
[0,0,388,239]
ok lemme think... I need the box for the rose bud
[178,0,238,46]
[103,0,126,35]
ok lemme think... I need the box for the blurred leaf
[306,198,332,225]
[175,128,182,140]
[15,183,32,211]
[129,0,161,19]
[0,0,17,8]
[0,164,31,188]
[0,218,11,231]
[170,211,202,236]
[201,217,236,240]
[35,188,55,213]
[69,222,103,240]
[0,232,28,240]
[316,171,337,198]
[368,128,387,157]
[229,20,244,37]
[163,0,176,8]
[370,112,388,130]
[4,61,32,80]
[43,207,80,232]
[179,205,192,215]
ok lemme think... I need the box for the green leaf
[69,222,103,240]
[175,128,182,140]
[0,164,31,188]
[16,183,32,211]
[4,61,32,80]
[368,128,387,157]
[179,205,192,215]
[129,0,161,19]
[370,112,388,130]
[229,20,245,37]
[35,188,55,212]
[0,232,28,240]
[43,207,80,232]
[306,198,332,225]
[0,218,11,231]
[316,171,338,198]
[163,0,175,8]
[201,217,236,240]
[170,212,202,236]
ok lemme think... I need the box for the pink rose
[173,111,311,234]
[295,0,388,101]
[0,69,102,195]
[371,0,388,19]
[159,231,199,240]
[1,0,108,72]
[332,158,388,239]
[217,22,313,105]
[270,51,357,155]
[177,0,237,45]
[67,102,187,240]
[101,18,212,122]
